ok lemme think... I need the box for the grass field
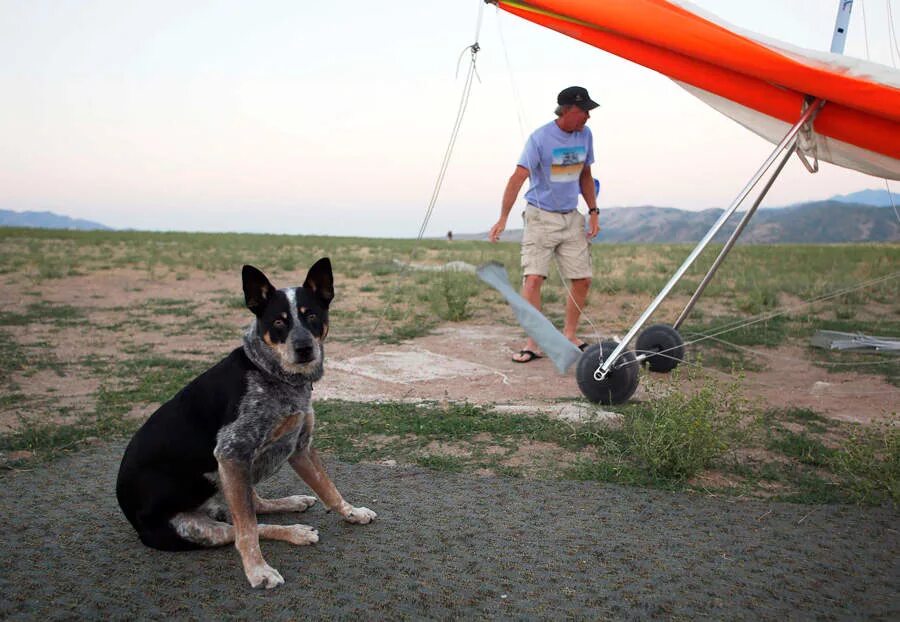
[0,227,897,505]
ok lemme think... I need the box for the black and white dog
[116,258,375,589]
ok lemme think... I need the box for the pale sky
[2,0,898,237]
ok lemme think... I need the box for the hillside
[462,200,900,244]
[828,188,898,206]
[0,210,110,231]
[4,190,898,242]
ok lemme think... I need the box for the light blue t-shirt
[518,120,594,213]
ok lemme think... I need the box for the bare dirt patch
[2,370,98,431]
[729,346,897,424]
[423,440,472,459]
[1,268,897,435]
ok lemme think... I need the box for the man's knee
[523,274,545,287]
[571,277,592,289]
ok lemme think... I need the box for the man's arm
[489,165,530,242]
[580,165,600,239]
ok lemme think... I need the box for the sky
[1,0,899,237]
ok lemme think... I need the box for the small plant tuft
[623,370,746,480]
[426,269,480,322]
[832,420,899,506]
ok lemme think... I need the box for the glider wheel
[635,324,685,373]
[576,341,639,405]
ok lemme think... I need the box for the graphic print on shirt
[550,146,586,182]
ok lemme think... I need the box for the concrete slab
[329,348,499,384]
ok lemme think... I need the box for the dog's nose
[293,342,315,363]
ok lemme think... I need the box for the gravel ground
[1,442,897,620]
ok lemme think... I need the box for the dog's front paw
[245,563,284,590]
[344,506,377,524]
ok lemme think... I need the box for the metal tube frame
[672,143,797,330]
[830,0,854,53]
[595,99,825,379]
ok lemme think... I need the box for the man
[488,86,601,363]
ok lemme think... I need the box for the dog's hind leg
[259,522,319,546]
[171,512,235,547]
[252,489,317,514]
[172,512,319,547]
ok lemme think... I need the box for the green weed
[425,269,480,322]
[768,431,835,467]
[416,455,466,472]
[379,314,435,343]
[0,331,27,383]
[0,303,85,328]
[737,287,779,315]
[832,421,899,506]
[145,298,198,317]
[621,371,746,480]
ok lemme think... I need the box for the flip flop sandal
[512,349,543,363]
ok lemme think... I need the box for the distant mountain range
[460,188,900,244]
[593,201,898,244]
[2,187,898,243]
[0,210,110,231]
[827,188,897,207]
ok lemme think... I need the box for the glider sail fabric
[494,0,900,179]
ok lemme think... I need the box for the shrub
[426,269,479,322]
[737,287,779,315]
[623,371,746,480]
[832,419,899,506]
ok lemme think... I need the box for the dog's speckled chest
[214,371,314,483]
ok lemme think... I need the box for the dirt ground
[2,442,898,620]
[320,328,898,425]
[2,268,898,618]
[1,267,897,434]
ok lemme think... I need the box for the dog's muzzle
[292,338,317,364]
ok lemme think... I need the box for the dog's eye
[273,319,286,328]
[306,314,317,322]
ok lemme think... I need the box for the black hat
[557,86,599,111]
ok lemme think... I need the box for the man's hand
[492,167,529,242]
[489,219,506,242]
[587,214,600,239]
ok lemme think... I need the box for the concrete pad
[329,348,500,384]
[492,402,619,423]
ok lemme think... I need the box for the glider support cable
[594,98,826,381]
[611,270,900,394]
[369,1,484,338]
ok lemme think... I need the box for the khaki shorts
[521,204,592,279]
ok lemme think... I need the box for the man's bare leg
[563,277,591,345]
[513,274,545,361]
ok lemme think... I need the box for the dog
[116,258,375,589]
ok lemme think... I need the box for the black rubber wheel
[635,324,685,373]
[576,341,640,405]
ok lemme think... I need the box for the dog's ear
[303,257,334,307]
[242,265,276,316]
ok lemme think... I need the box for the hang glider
[484,0,900,404]
[492,0,900,180]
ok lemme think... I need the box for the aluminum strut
[596,99,825,378]
[830,0,854,54]
[672,143,797,330]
